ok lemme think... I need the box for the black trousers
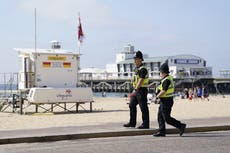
[129,88,149,126]
[158,99,182,132]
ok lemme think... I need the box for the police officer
[123,51,150,129]
[153,63,186,136]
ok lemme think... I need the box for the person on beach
[197,86,202,98]
[153,63,186,137]
[123,50,150,129]
[202,86,209,101]
[188,88,193,100]
[184,88,189,99]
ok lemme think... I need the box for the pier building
[80,44,212,80]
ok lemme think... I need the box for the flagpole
[78,12,80,55]
[34,8,37,87]
[35,8,37,53]
[78,12,84,55]
[77,42,80,87]
[78,42,81,55]
[77,12,81,87]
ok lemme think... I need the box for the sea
[0,84,17,90]
[93,92,128,98]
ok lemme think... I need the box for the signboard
[36,53,78,88]
[175,59,199,64]
[28,88,93,104]
[48,56,66,61]
[42,62,72,68]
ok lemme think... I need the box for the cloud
[17,0,112,27]
[159,34,178,41]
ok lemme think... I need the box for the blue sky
[0,0,230,76]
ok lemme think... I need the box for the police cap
[159,63,170,74]
[133,50,144,61]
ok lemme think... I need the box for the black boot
[153,131,166,137]
[137,124,149,129]
[179,123,186,136]
[123,123,135,128]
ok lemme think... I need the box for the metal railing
[0,72,19,98]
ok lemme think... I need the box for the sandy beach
[0,95,229,131]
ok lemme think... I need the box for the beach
[0,95,229,131]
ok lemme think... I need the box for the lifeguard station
[13,41,93,114]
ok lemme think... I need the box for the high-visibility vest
[156,75,174,98]
[132,65,149,88]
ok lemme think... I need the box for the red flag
[78,16,84,45]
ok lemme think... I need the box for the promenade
[0,95,229,144]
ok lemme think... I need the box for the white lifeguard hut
[14,41,93,113]
[16,40,79,89]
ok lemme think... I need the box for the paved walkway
[0,117,229,144]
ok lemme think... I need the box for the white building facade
[115,45,212,79]
[80,44,212,80]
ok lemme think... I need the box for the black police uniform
[155,74,186,136]
[153,63,186,136]
[158,75,182,131]
[128,64,149,128]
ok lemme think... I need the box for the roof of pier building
[116,54,206,65]
[117,56,169,64]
